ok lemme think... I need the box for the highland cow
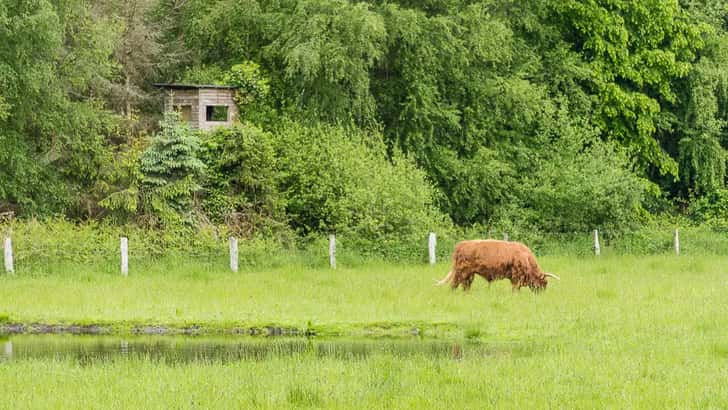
[436,240,559,292]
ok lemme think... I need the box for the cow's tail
[435,270,454,286]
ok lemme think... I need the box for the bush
[490,115,648,235]
[688,189,728,228]
[275,122,452,259]
[200,123,288,239]
[1,218,308,273]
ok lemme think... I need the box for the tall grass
[3,218,435,272]
[6,219,728,273]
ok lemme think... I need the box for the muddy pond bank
[0,320,460,338]
[0,322,308,337]
[0,334,517,364]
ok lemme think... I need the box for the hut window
[206,105,228,122]
[174,105,192,122]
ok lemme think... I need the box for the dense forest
[2,0,728,253]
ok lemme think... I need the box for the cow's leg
[462,272,475,291]
[450,269,462,290]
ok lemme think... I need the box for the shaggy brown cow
[436,240,559,292]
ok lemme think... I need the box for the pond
[0,334,516,364]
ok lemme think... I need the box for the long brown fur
[437,240,553,292]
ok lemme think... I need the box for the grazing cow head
[530,273,560,293]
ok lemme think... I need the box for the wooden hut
[154,83,239,130]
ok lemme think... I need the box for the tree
[93,0,164,122]
[139,111,205,226]
[549,0,706,176]
[0,0,118,216]
[670,1,728,196]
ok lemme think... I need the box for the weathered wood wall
[163,89,200,129]
[162,88,239,130]
[198,89,239,131]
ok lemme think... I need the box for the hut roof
[153,83,238,90]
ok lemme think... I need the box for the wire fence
[2,226,727,275]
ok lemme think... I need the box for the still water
[0,335,514,364]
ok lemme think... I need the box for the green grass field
[1,254,728,408]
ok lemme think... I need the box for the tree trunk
[125,74,132,120]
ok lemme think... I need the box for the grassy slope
[1,255,728,408]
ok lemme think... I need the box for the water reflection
[0,335,512,364]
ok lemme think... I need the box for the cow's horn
[544,273,560,280]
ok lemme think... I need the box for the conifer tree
[140,111,205,225]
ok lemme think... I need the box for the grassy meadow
[1,254,727,337]
[1,254,728,408]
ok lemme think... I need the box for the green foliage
[549,0,706,175]
[0,131,70,214]
[139,112,205,226]
[275,122,450,258]
[509,113,648,234]
[268,0,386,124]
[688,189,728,227]
[98,138,147,220]
[2,218,241,271]
[223,61,270,106]
[179,64,227,85]
[200,123,285,237]
[425,102,647,233]
[678,133,725,195]
[375,2,528,154]
[7,0,728,246]
[0,96,8,121]
[92,0,160,120]
[675,30,728,195]
[0,0,118,215]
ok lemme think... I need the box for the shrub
[490,115,648,235]
[200,123,288,238]
[98,137,146,222]
[688,189,728,228]
[223,61,270,107]
[275,122,451,259]
[2,218,308,272]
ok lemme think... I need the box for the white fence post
[503,233,509,241]
[593,230,601,256]
[229,237,239,273]
[428,232,437,265]
[329,235,336,269]
[4,237,13,274]
[674,229,680,256]
[3,341,11,358]
[120,237,128,276]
